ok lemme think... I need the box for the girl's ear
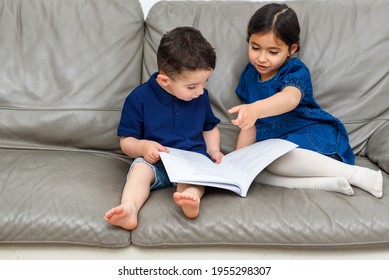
[289,44,299,55]
[156,72,170,86]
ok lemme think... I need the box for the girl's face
[248,32,298,81]
[158,69,213,101]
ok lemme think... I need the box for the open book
[159,139,298,197]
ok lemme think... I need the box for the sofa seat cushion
[131,158,389,248]
[0,149,131,247]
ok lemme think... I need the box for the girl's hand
[142,141,168,164]
[228,103,258,130]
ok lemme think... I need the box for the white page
[160,139,297,196]
[160,148,241,187]
[219,138,298,193]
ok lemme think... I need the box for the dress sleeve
[235,63,255,104]
[278,58,313,102]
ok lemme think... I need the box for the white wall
[139,0,157,17]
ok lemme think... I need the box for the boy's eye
[188,85,196,90]
[269,50,278,55]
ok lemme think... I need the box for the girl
[228,3,383,198]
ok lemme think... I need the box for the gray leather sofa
[1,0,388,259]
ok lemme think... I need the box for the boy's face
[248,32,298,81]
[159,69,213,101]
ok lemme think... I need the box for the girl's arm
[229,86,302,130]
[120,136,168,164]
[203,127,223,163]
[236,125,256,150]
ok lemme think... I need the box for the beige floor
[1,245,389,260]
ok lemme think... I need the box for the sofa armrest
[365,123,389,173]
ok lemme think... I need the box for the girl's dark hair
[157,26,216,78]
[247,3,300,52]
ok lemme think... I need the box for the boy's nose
[198,84,206,95]
[197,89,204,96]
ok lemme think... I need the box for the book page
[160,148,242,193]
[219,139,298,194]
[160,139,297,197]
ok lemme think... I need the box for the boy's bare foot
[173,192,200,219]
[104,204,138,230]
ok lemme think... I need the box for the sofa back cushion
[0,0,144,152]
[143,0,389,156]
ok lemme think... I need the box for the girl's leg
[173,183,205,219]
[257,170,354,195]
[104,163,154,230]
[267,148,383,198]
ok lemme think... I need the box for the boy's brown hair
[157,26,216,78]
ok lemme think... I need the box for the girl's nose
[258,52,267,62]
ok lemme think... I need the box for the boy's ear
[156,72,170,86]
[290,44,299,55]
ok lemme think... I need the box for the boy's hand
[228,103,258,130]
[210,151,224,164]
[142,141,168,164]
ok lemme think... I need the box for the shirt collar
[148,72,175,104]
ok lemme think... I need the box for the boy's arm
[202,127,223,163]
[120,136,168,164]
[229,86,301,130]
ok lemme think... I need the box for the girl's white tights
[256,170,355,195]
[260,148,383,198]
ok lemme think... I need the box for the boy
[104,27,223,230]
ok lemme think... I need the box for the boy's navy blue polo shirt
[117,72,220,157]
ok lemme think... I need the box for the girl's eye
[188,86,196,90]
[269,50,278,55]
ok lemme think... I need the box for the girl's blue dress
[236,57,354,164]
